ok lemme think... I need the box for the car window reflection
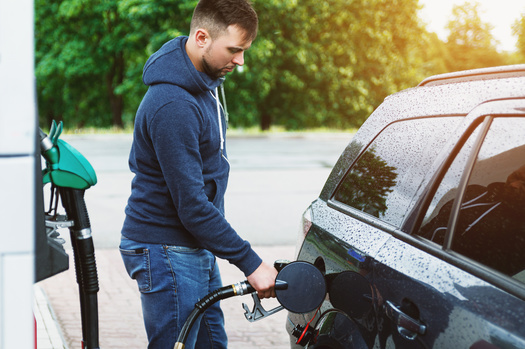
[333,117,460,227]
[334,146,397,217]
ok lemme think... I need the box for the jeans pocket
[166,245,202,254]
[120,246,152,292]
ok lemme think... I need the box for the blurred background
[35,0,525,134]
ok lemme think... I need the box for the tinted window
[419,117,525,280]
[453,117,525,277]
[418,125,481,239]
[333,117,460,227]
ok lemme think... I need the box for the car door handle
[384,300,426,340]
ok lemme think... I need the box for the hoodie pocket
[204,178,218,202]
[213,177,227,203]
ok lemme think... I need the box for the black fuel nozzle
[176,260,328,348]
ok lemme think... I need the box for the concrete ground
[37,245,296,349]
[35,133,352,348]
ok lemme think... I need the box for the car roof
[350,67,525,153]
[418,64,525,87]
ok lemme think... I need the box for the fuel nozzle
[39,128,59,165]
[39,121,97,189]
[175,260,328,348]
[39,120,64,164]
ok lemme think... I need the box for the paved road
[40,245,300,348]
[57,132,352,249]
[39,132,353,348]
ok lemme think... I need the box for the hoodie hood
[142,36,223,94]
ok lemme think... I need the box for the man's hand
[246,262,278,299]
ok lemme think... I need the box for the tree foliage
[445,2,505,71]
[227,0,436,130]
[35,0,195,128]
[513,13,525,60]
[35,0,518,131]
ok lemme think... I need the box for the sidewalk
[34,285,68,349]
[37,245,296,348]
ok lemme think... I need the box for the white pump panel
[0,0,36,347]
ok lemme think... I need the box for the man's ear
[194,28,209,48]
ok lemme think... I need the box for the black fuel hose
[39,128,101,349]
[174,281,255,349]
[60,188,100,349]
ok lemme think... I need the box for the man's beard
[202,56,232,80]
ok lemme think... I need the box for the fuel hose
[174,261,326,349]
[39,127,100,349]
[60,188,100,349]
[174,281,255,349]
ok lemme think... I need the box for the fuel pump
[39,121,100,349]
[174,260,327,349]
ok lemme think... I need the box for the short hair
[190,0,258,42]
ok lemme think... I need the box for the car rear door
[372,99,525,348]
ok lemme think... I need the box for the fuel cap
[275,261,326,314]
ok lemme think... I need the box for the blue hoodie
[122,37,262,276]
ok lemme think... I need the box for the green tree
[445,2,504,71]
[35,0,195,129]
[36,0,448,131]
[36,0,126,127]
[227,0,434,130]
[513,12,525,60]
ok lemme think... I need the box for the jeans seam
[162,245,180,332]
[144,249,151,292]
[203,314,216,349]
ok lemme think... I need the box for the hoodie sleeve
[148,98,262,276]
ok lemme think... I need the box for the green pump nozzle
[40,121,97,189]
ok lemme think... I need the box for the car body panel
[374,236,525,348]
[288,66,525,349]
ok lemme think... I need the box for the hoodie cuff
[236,248,263,277]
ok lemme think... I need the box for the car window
[418,125,481,240]
[333,117,460,227]
[419,117,525,282]
[453,117,525,279]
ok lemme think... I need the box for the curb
[34,285,68,349]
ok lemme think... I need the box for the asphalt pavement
[49,132,351,249]
[36,132,352,348]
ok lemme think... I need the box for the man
[119,0,277,348]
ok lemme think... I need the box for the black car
[287,65,525,348]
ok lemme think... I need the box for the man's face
[201,25,252,79]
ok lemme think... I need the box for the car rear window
[333,117,460,227]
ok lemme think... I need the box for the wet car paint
[287,66,525,349]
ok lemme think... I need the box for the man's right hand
[246,262,278,299]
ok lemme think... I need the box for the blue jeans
[119,236,227,348]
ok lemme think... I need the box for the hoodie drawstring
[220,84,229,125]
[215,87,224,153]
[212,87,230,166]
